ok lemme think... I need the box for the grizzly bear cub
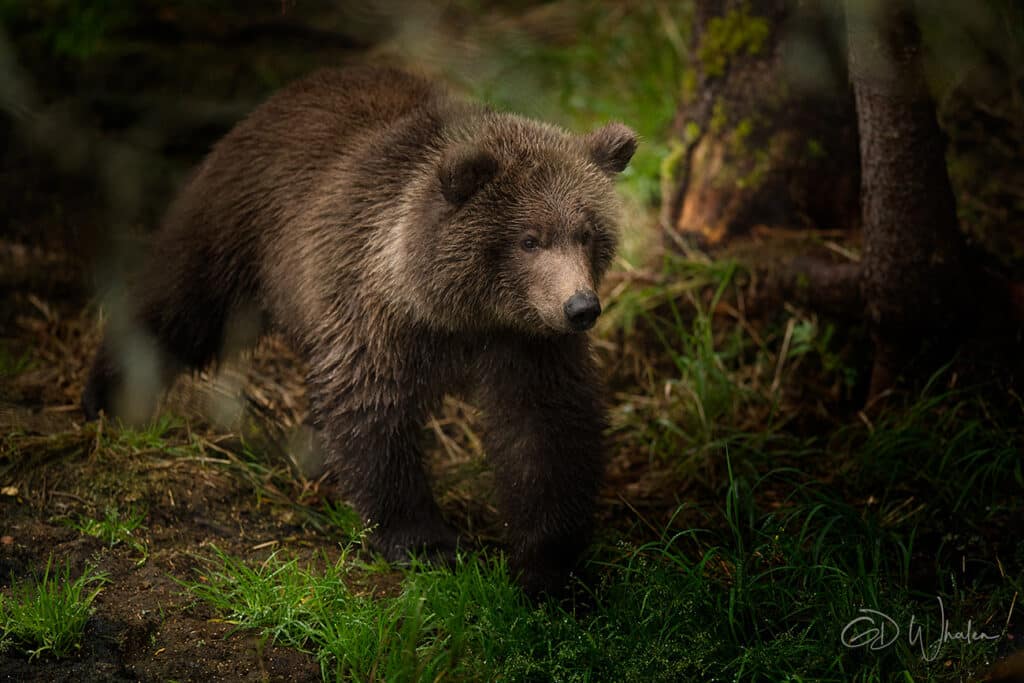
[82,65,636,594]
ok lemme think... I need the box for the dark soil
[0,425,326,682]
[0,6,396,680]
[0,234,390,680]
[0,228,686,681]
[0,15,682,665]
[4,3,1020,681]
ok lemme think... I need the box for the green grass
[314,501,365,542]
[106,414,183,453]
[639,260,753,451]
[175,280,1020,681]
[6,379,1013,680]
[65,505,149,562]
[838,374,1024,515]
[0,344,34,377]
[184,407,1021,683]
[0,558,108,660]
[605,256,789,480]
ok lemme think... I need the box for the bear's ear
[585,122,638,175]
[438,147,499,205]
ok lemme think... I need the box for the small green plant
[0,558,108,659]
[697,3,771,78]
[607,257,773,473]
[66,506,149,562]
[318,501,363,541]
[785,316,859,391]
[0,344,33,377]
[108,414,183,453]
[0,0,136,61]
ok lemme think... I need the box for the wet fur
[83,66,635,594]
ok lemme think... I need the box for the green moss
[705,118,774,193]
[660,138,688,189]
[709,101,728,134]
[726,117,756,171]
[698,4,771,78]
[683,120,702,145]
[735,149,770,190]
[680,69,699,103]
[806,138,826,159]
[730,117,755,150]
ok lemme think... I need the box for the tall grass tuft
[0,558,108,660]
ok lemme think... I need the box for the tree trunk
[845,0,970,398]
[663,0,860,246]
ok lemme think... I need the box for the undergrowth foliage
[64,505,149,563]
[181,349,1023,680]
[0,558,108,660]
[185,431,1018,682]
[462,2,690,206]
[607,257,763,476]
[2,2,1021,681]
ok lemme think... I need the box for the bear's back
[160,66,445,266]
[242,66,444,152]
[148,67,451,344]
[187,66,444,215]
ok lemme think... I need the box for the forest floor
[2,2,1023,682]
[3,211,1023,682]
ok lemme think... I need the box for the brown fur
[82,66,636,594]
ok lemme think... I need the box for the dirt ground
[4,4,1021,681]
[0,282,323,681]
[0,214,697,680]
[0,205,705,681]
[0,7,668,678]
[0,229,483,681]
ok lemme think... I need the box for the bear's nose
[563,291,601,332]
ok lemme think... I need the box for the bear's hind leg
[82,241,254,422]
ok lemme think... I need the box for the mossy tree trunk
[663,0,860,246]
[845,0,970,398]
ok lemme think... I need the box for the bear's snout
[563,290,601,332]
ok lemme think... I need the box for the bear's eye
[521,236,540,252]
[578,230,592,246]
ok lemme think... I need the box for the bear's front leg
[474,336,607,596]
[306,352,458,566]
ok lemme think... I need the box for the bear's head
[405,116,636,336]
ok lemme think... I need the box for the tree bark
[663,0,860,246]
[845,0,971,398]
